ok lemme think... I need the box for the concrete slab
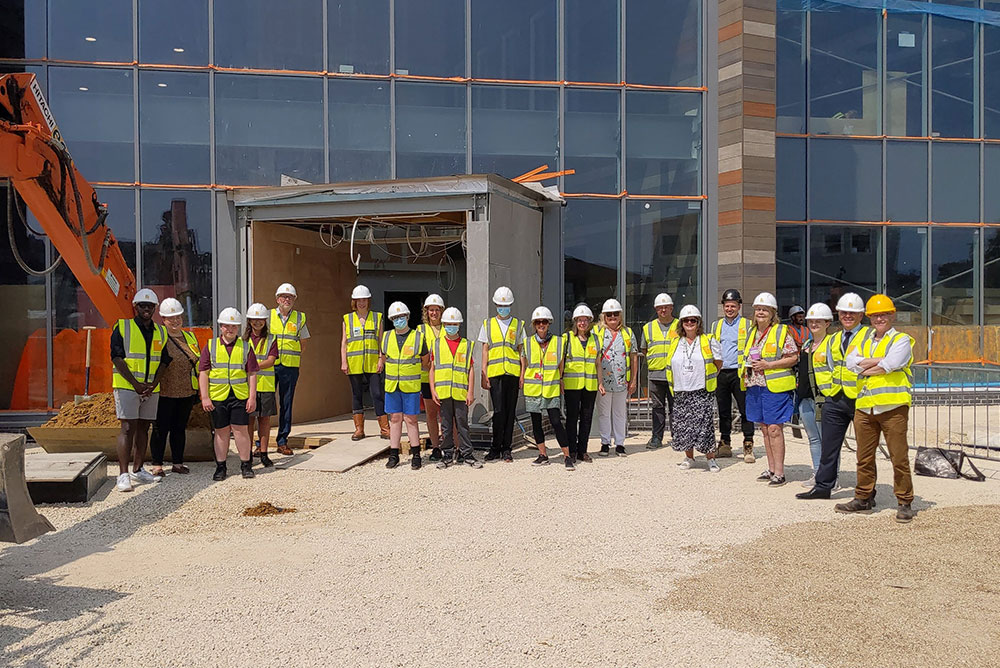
[288,435,390,473]
[24,451,107,504]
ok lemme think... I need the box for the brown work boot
[378,415,390,439]
[895,503,915,523]
[834,497,876,514]
[743,440,755,463]
[717,439,733,458]
[351,414,366,441]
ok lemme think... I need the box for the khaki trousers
[853,405,914,504]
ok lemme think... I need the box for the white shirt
[477,316,525,347]
[276,309,311,339]
[846,327,912,414]
[670,336,722,392]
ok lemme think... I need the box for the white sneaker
[116,472,133,492]
[802,474,816,488]
[708,459,720,473]
[130,469,161,484]
[677,458,694,470]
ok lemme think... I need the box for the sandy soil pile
[43,392,212,429]
[242,502,296,517]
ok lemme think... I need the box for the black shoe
[564,457,576,471]
[464,456,483,469]
[436,458,451,469]
[411,453,422,470]
[484,450,501,462]
[645,437,662,450]
[240,460,255,479]
[502,450,513,462]
[259,453,274,468]
[615,445,626,457]
[578,453,593,463]
[834,497,876,514]
[532,454,549,466]
[429,447,443,462]
[896,503,915,523]
[795,487,831,500]
[767,475,786,487]
[212,462,227,481]
[756,469,774,482]
[386,451,400,469]
[455,452,465,464]
[599,444,610,457]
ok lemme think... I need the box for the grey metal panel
[541,203,563,322]
[238,194,481,222]
[466,211,491,423]
[215,191,240,323]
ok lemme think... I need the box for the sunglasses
[682,318,699,324]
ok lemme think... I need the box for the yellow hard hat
[865,294,896,316]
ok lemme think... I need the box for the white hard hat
[835,292,865,313]
[132,288,159,305]
[788,305,805,317]
[424,293,445,308]
[158,297,183,317]
[245,303,269,320]
[602,298,623,314]
[492,286,514,306]
[275,283,297,298]
[678,305,702,320]
[572,304,594,320]
[531,306,554,322]
[654,293,674,308]
[217,307,243,326]
[441,307,463,323]
[806,302,834,321]
[388,301,410,319]
[752,292,778,309]
[351,285,371,299]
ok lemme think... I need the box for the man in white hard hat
[710,289,755,460]
[478,286,525,462]
[430,307,482,468]
[110,288,169,492]
[639,293,678,450]
[270,283,309,456]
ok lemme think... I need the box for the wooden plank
[289,435,391,474]
[25,452,103,483]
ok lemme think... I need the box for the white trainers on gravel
[116,472,133,492]
[130,469,161,484]
[802,474,816,488]
[677,458,694,470]
[709,460,720,473]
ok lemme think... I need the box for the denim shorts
[385,390,421,416]
[745,385,795,425]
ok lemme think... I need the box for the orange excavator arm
[0,72,135,324]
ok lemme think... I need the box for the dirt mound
[242,502,297,517]
[44,392,213,429]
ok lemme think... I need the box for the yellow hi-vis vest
[593,324,635,382]
[208,337,249,401]
[181,331,201,391]
[270,308,305,368]
[855,331,913,410]
[432,337,471,401]
[711,316,750,369]
[419,323,442,384]
[664,335,719,393]
[741,324,796,393]
[249,334,276,393]
[823,326,872,399]
[523,335,564,399]
[383,329,423,393]
[809,334,834,397]
[112,319,167,392]
[643,319,679,371]
[343,310,382,374]
[484,317,522,378]
[563,331,599,391]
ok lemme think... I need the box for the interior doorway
[384,290,429,331]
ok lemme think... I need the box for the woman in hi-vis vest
[419,294,446,461]
[245,303,279,469]
[381,302,430,470]
[478,286,525,463]
[341,285,387,441]
[520,306,574,470]
[562,304,602,464]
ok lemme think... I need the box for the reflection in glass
[886,141,927,222]
[214,0,323,71]
[776,225,806,310]
[625,91,701,196]
[139,0,208,65]
[986,145,1000,223]
[776,138,805,221]
[330,79,390,182]
[565,0,618,83]
[776,9,806,134]
[395,83,467,178]
[885,14,925,137]
[472,86,558,179]
[215,75,324,186]
[932,143,979,223]
[809,225,881,308]
[985,228,1000,324]
[809,7,879,136]
[564,89,619,194]
[931,17,975,138]
[329,0,389,75]
[395,0,465,78]
[808,138,880,221]
[931,227,978,326]
[886,227,926,325]
[48,0,132,62]
[563,200,620,328]
[472,0,556,81]
[626,0,700,87]
[139,71,210,184]
[0,1,46,59]
[986,21,1000,138]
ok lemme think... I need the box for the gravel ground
[2,431,997,667]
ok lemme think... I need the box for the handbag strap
[937,447,986,482]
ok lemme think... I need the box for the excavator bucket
[0,433,55,544]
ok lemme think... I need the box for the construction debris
[43,392,213,429]
[241,502,297,517]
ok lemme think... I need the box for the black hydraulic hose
[5,180,63,276]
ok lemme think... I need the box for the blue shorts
[384,390,421,416]
[745,385,795,425]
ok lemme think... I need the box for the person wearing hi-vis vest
[111,288,170,492]
[839,295,916,523]
[796,292,871,502]
[341,285,387,441]
[429,307,482,469]
[796,303,835,488]
[419,294,446,461]
[199,308,259,481]
[639,292,678,450]
[245,303,279,469]
[521,306,574,470]
[478,286,525,463]
[149,297,201,478]
[710,289,755,461]
[742,292,799,487]
[667,306,723,472]
[271,283,309,455]
[594,298,637,457]
[563,304,603,464]
[381,302,430,470]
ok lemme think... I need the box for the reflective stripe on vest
[824,326,872,399]
[663,335,719,393]
[270,309,305,368]
[563,332,599,391]
[383,329,423,393]
[593,325,635,383]
[432,337,471,401]
[344,311,381,374]
[182,331,200,391]
[711,316,749,369]
[742,324,796,393]
[419,323,442,384]
[855,331,913,410]
[250,334,276,393]
[810,334,834,395]
[523,335,564,399]
[485,317,522,378]
[208,337,249,401]
[643,319,678,371]
[112,319,166,392]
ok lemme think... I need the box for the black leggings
[564,389,597,458]
[150,395,195,465]
[530,407,568,450]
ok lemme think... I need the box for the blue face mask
[444,325,460,336]
[496,306,511,318]
[393,317,408,330]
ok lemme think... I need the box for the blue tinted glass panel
[886,14,925,137]
[985,21,1000,138]
[395,0,465,77]
[626,0,700,86]
[564,200,620,324]
[986,227,1000,324]
[49,0,132,62]
[931,17,975,138]
[139,71,210,184]
[48,67,135,182]
[986,145,1000,223]
[886,227,926,324]
[565,0,618,83]
[776,225,806,310]
[776,9,805,134]
[886,141,927,222]
[139,0,208,65]
[564,89,619,194]
[96,188,136,272]
[625,91,701,196]
[472,86,558,179]
[808,138,880,221]
[395,82,467,178]
[329,79,390,182]
[932,142,979,223]
[809,8,879,136]
[214,0,323,71]
[776,138,805,221]
[0,1,46,58]
[215,75,324,186]
[472,0,556,81]
[931,227,977,325]
[329,0,389,75]
[808,224,882,307]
